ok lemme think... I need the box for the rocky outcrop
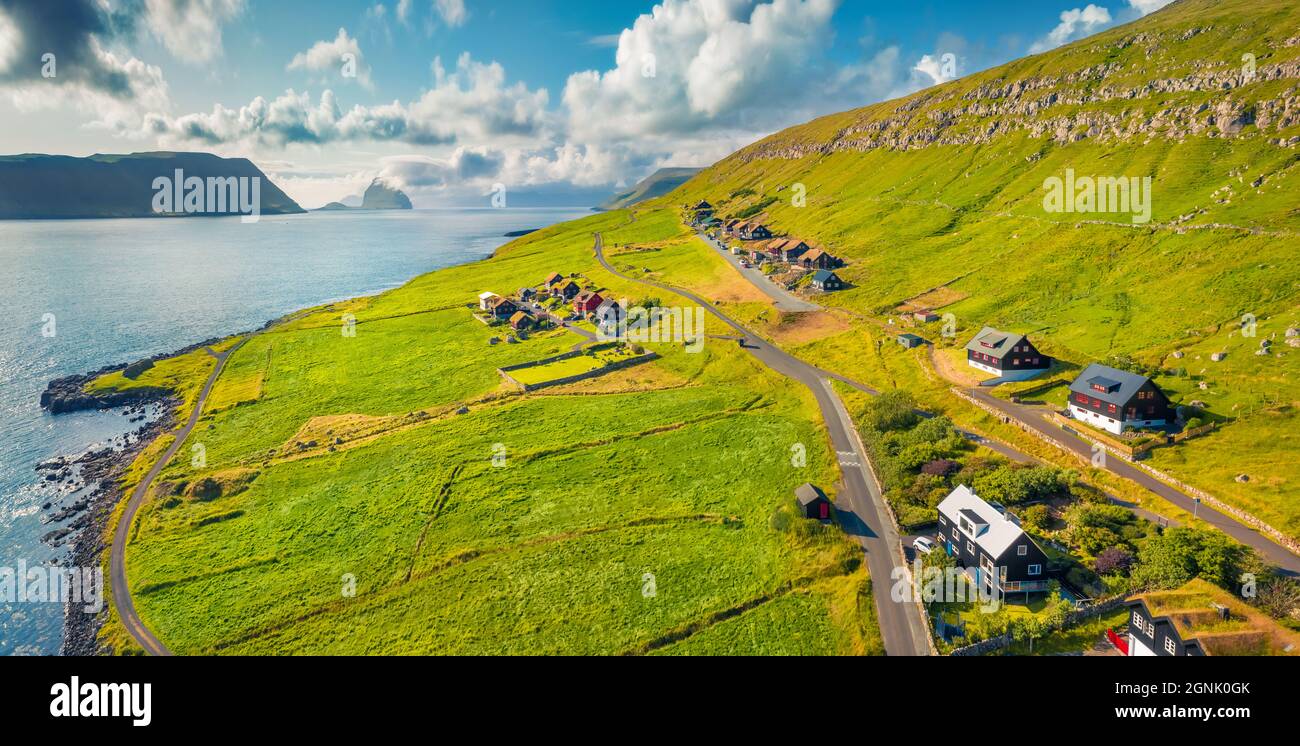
[737,25,1300,163]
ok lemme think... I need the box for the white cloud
[913,53,957,86]
[397,0,413,24]
[562,0,858,148]
[145,52,550,148]
[143,0,246,63]
[288,28,373,89]
[1030,5,1113,53]
[1128,0,1173,14]
[434,0,469,27]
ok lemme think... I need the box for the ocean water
[0,207,587,655]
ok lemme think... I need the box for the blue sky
[0,0,1172,206]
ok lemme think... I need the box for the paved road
[110,339,254,655]
[694,230,822,312]
[965,387,1300,575]
[595,233,932,655]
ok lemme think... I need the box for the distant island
[594,167,701,211]
[0,152,304,219]
[317,179,413,211]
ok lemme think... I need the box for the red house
[573,290,605,314]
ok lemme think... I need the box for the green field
[92,210,880,655]
[507,344,644,387]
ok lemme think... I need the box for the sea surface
[0,207,588,655]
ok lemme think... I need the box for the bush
[1020,504,1052,532]
[921,459,960,477]
[971,465,1069,506]
[866,391,920,432]
[1095,546,1135,575]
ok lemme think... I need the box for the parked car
[912,537,935,556]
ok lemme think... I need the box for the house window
[1027,564,1042,576]
[1013,359,1020,366]
[1108,404,1118,414]
[966,541,975,555]
[1132,610,1143,628]
[1017,545,1028,556]
[1075,393,1089,404]
[1165,637,1177,655]
[1146,621,1155,636]
[1032,358,1040,365]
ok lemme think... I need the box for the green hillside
[646,0,1300,537]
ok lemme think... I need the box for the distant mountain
[595,167,701,211]
[0,152,304,219]
[315,179,413,211]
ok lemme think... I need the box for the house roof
[1069,363,1154,407]
[810,269,838,283]
[574,290,604,305]
[802,248,835,263]
[692,200,712,210]
[479,291,499,300]
[509,311,532,325]
[557,279,580,291]
[794,483,826,506]
[1129,579,1300,656]
[937,485,1026,558]
[898,333,925,344]
[544,272,564,283]
[963,326,1030,360]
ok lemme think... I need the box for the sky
[0,0,1175,207]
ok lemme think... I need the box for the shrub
[1095,546,1135,575]
[1020,504,1052,532]
[922,459,960,477]
[866,391,920,432]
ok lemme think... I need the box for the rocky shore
[39,316,286,655]
[47,407,175,656]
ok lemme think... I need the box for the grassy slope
[97,209,879,655]
[649,0,1300,538]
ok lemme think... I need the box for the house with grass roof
[964,326,1052,382]
[1068,363,1173,435]
[1123,579,1300,656]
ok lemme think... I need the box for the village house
[518,287,536,301]
[734,221,772,241]
[509,311,535,331]
[914,310,940,323]
[487,296,518,319]
[766,238,812,263]
[794,483,831,520]
[1120,580,1300,656]
[1068,363,1173,435]
[809,269,843,292]
[553,279,581,300]
[593,298,625,335]
[478,292,501,311]
[723,218,743,235]
[543,272,565,288]
[690,200,714,216]
[964,326,1052,381]
[936,485,1051,597]
[798,248,841,270]
[573,290,605,316]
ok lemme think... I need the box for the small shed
[913,310,940,323]
[518,287,536,301]
[795,483,831,520]
[897,333,927,349]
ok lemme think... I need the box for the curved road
[693,230,821,312]
[596,233,933,656]
[110,339,250,655]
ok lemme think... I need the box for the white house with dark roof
[936,485,1050,596]
[964,326,1051,381]
[1068,363,1173,435]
